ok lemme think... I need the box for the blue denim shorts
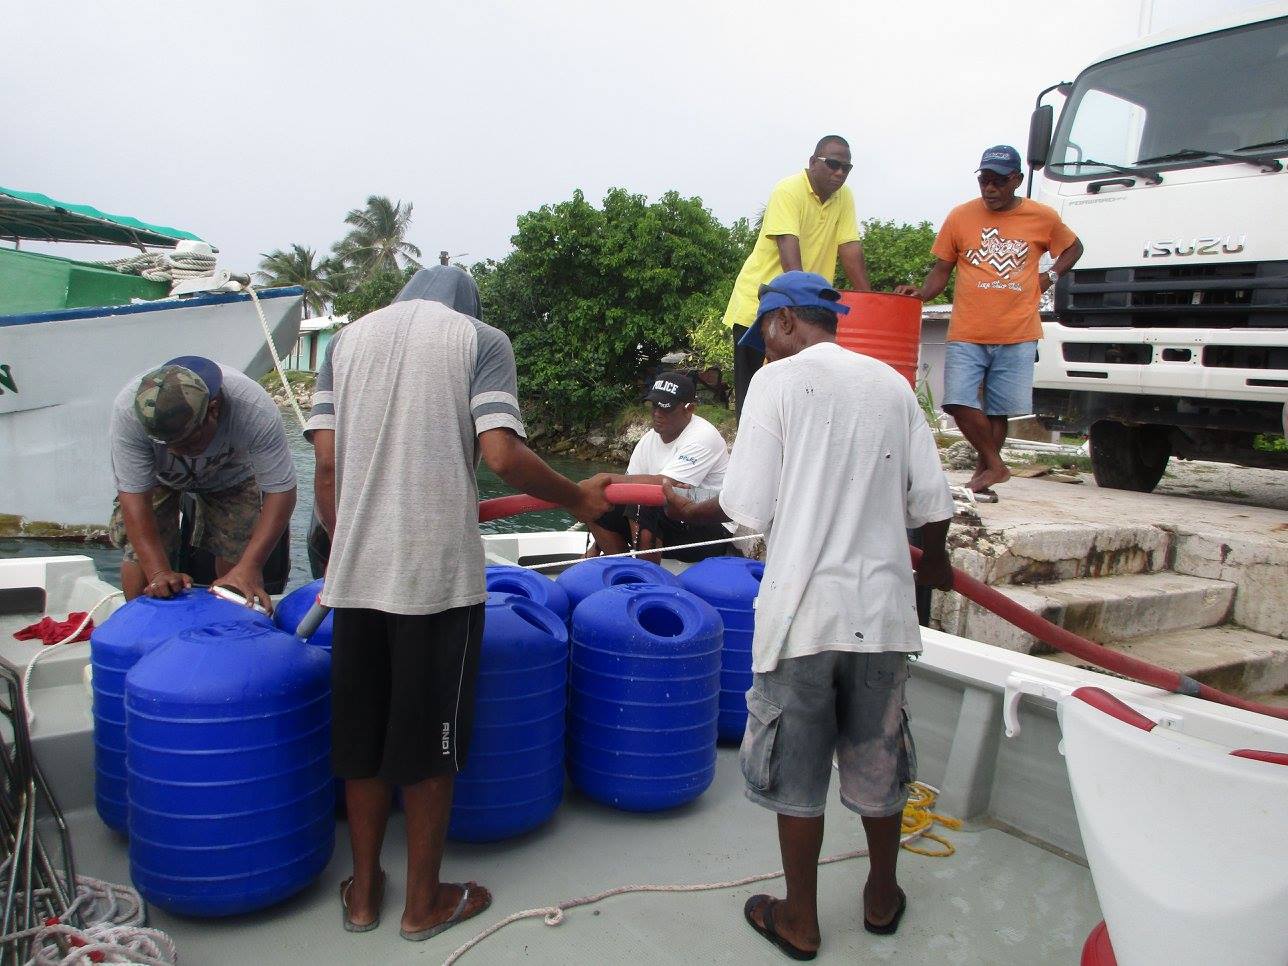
[942,340,1038,416]
[739,652,916,819]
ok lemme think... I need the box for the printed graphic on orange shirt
[964,227,1029,292]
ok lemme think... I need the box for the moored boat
[0,186,302,533]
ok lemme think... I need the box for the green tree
[255,244,330,317]
[331,266,416,321]
[332,195,422,281]
[839,219,954,302]
[475,188,744,427]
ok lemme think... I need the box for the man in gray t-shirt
[108,355,296,610]
[307,266,611,939]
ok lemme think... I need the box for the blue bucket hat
[737,270,850,353]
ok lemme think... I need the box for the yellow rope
[900,781,962,857]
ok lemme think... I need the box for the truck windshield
[1048,16,1288,180]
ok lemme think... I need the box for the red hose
[478,484,1285,721]
[478,483,663,522]
[908,546,1288,722]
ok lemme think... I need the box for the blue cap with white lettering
[977,144,1022,175]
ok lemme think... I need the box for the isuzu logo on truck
[1141,235,1246,258]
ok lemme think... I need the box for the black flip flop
[743,895,817,961]
[863,888,907,935]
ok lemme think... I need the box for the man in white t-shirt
[586,371,733,562]
[666,271,955,959]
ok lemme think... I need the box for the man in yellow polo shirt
[723,135,871,414]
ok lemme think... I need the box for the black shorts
[330,603,484,785]
[595,505,732,563]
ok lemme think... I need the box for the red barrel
[835,291,921,387]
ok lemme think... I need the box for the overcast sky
[2,0,1262,274]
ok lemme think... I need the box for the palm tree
[255,244,329,318]
[332,195,422,280]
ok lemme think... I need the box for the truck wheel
[1089,421,1171,492]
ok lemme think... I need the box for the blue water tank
[556,557,679,616]
[274,578,333,650]
[485,565,571,624]
[679,557,764,742]
[125,620,334,917]
[90,590,271,833]
[568,585,722,811]
[448,593,568,842]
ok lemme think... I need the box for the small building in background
[288,315,348,372]
[919,303,951,410]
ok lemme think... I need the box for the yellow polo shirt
[722,171,861,329]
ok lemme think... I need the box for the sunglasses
[813,156,853,174]
[977,173,1016,187]
[757,282,841,304]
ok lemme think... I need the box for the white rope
[519,532,764,573]
[100,252,217,283]
[245,284,307,430]
[442,823,932,965]
[0,874,176,965]
[20,591,123,726]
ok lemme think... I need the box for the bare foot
[863,882,902,928]
[400,881,492,936]
[969,464,1011,493]
[341,870,384,928]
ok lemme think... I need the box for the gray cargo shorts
[740,651,916,819]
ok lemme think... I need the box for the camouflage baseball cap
[133,357,222,443]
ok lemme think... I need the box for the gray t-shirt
[306,298,525,615]
[110,366,297,494]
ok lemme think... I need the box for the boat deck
[62,748,1098,965]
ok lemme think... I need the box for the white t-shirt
[719,342,955,673]
[627,413,729,489]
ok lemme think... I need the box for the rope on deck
[442,781,959,965]
[21,591,123,727]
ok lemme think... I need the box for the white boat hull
[0,287,302,528]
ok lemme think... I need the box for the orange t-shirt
[932,198,1077,344]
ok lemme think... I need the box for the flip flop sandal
[863,889,907,935]
[400,881,493,942]
[340,869,385,933]
[743,895,817,961]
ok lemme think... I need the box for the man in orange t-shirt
[898,145,1083,493]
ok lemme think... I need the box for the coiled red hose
[479,483,1287,722]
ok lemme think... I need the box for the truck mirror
[1028,105,1054,169]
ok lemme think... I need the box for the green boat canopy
[0,186,212,250]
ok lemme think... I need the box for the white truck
[1027,3,1288,490]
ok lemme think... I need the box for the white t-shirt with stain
[719,342,955,673]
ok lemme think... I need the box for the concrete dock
[934,471,1288,701]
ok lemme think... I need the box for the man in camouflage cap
[108,355,297,611]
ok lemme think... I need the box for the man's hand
[144,569,193,599]
[914,548,954,591]
[569,473,614,524]
[894,284,923,299]
[663,479,694,522]
[212,565,272,615]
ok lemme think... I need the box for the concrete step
[947,522,1172,587]
[1044,626,1288,697]
[932,572,1236,654]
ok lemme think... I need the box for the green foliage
[1254,433,1288,453]
[332,267,415,321]
[255,244,330,318]
[474,188,745,428]
[837,219,953,302]
[332,195,422,282]
[688,309,734,374]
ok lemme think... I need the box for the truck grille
[1055,260,1288,328]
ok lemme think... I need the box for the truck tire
[1089,421,1171,492]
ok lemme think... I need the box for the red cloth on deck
[13,613,94,645]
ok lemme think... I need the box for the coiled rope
[99,251,218,283]
[0,851,176,964]
[443,781,959,965]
